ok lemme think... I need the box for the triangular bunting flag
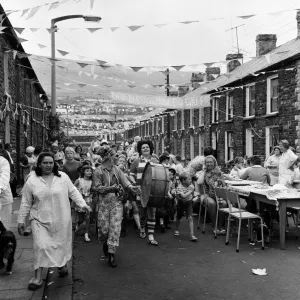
[224,74,231,79]
[78,71,83,76]
[237,14,255,19]
[14,27,25,35]
[21,8,30,18]
[38,43,47,49]
[104,85,112,88]
[100,65,111,70]
[128,85,136,88]
[128,25,143,32]
[264,53,271,65]
[18,52,31,59]
[48,58,59,63]
[84,72,92,76]
[275,51,290,55]
[64,83,72,86]
[18,38,28,44]
[78,84,87,88]
[96,59,107,65]
[110,27,119,32]
[93,74,98,79]
[57,49,69,56]
[172,65,185,71]
[30,28,39,33]
[47,28,57,34]
[57,65,68,71]
[90,0,95,9]
[26,6,40,20]
[77,62,89,68]
[49,2,60,10]
[13,50,17,60]
[130,67,143,72]
[204,62,215,68]
[87,28,102,33]
[180,21,198,24]
[154,24,167,28]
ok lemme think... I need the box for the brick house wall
[0,17,49,180]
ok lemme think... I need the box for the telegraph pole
[166,68,171,153]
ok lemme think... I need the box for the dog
[0,221,17,275]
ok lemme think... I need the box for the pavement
[0,197,48,300]
[72,218,300,300]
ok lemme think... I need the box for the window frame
[173,113,177,131]
[245,128,254,157]
[190,109,194,127]
[225,131,234,162]
[246,84,256,117]
[181,110,184,129]
[265,126,279,157]
[199,108,204,126]
[226,93,234,121]
[267,75,279,114]
[212,97,219,123]
[199,133,204,156]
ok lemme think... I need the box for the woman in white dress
[17,152,91,291]
[278,140,298,187]
[264,146,281,186]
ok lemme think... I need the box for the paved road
[73,219,300,300]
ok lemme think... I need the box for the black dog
[0,221,16,275]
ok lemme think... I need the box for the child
[74,165,93,242]
[174,172,197,242]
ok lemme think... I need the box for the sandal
[84,234,91,243]
[58,264,68,277]
[190,235,198,242]
[139,231,147,239]
[28,278,43,291]
[148,238,158,246]
[174,230,180,236]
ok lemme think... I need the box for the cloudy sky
[1,0,299,100]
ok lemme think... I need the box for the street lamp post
[51,15,101,117]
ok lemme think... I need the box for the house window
[245,128,254,157]
[265,126,279,157]
[226,94,233,120]
[246,85,255,117]
[212,97,219,123]
[190,135,194,159]
[199,133,204,155]
[181,110,184,129]
[267,76,279,114]
[212,131,217,150]
[199,108,204,126]
[190,109,194,127]
[173,113,177,130]
[161,117,164,135]
[225,131,234,162]
[173,138,177,154]
[181,138,185,158]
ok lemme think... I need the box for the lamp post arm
[51,15,84,26]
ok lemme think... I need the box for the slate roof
[193,37,300,95]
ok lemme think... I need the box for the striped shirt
[176,183,194,203]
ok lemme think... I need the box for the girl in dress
[74,165,93,242]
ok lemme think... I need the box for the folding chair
[225,190,265,252]
[197,185,208,234]
[214,187,245,239]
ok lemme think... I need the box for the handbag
[114,168,128,204]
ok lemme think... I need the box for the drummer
[129,140,159,246]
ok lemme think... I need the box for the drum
[141,162,170,208]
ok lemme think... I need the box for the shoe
[28,278,43,291]
[190,235,198,242]
[13,194,20,198]
[58,264,68,277]
[139,231,147,239]
[148,238,158,246]
[108,253,117,268]
[160,224,166,233]
[84,233,91,242]
[174,230,180,236]
[103,243,108,257]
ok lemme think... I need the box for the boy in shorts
[174,172,197,241]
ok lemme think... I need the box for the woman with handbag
[93,147,140,268]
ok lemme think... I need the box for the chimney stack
[205,67,220,82]
[297,11,300,39]
[226,53,243,73]
[256,34,277,57]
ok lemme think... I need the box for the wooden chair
[197,185,208,234]
[214,187,245,239]
[225,190,265,252]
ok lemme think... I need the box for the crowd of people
[0,136,299,290]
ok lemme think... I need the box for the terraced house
[125,11,300,169]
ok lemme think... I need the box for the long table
[227,184,300,250]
